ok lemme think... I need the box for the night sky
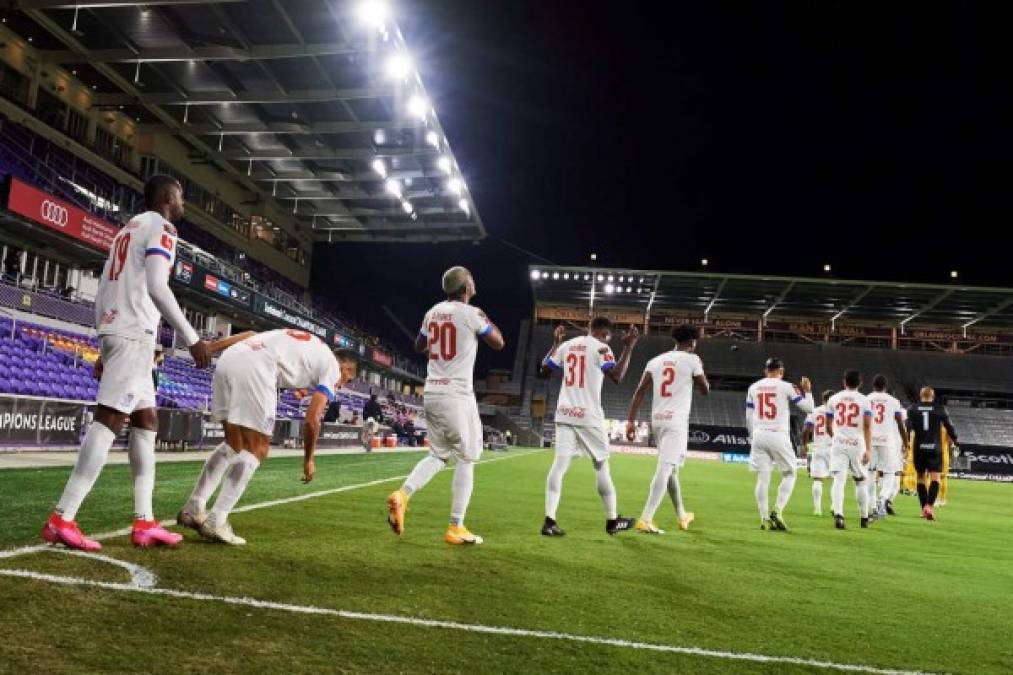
[315,2,1011,370]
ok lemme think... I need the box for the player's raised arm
[473,307,505,351]
[605,325,640,384]
[793,377,814,412]
[143,236,210,368]
[626,370,652,441]
[693,357,710,396]
[538,324,566,378]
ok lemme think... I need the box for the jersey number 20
[428,322,457,361]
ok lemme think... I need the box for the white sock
[127,428,157,521]
[831,472,847,516]
[187,442,236,512]
[209,450,259,523]
[595,461,618,520]
[882,474,898,505]
[402,455,444,497]
[450,461,474,526]
[775,471,797,513]
[812,480,823,511]
[640,462,672,523]
[754,471,771,519]
[667,471,686,519]
[856,480,869,518]
[544,453,572,520]
[866,475,879,510]
[55,422,116,521]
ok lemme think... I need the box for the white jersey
[232,329,341,400]
[549,334,616,428]
[804,404,832,451]
[96,211,179,344]
[644,350,704,429]
[867,391,904,448]
[826,389,872,449]
[420,301,493,397]
[746,377,813,434]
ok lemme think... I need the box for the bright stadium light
[590,252,597,261]
[357,0,388,30]
[701,258,709,267]
[437,155,453,174]
[384,177,402,198]
[458,198,470,215]
[401,200,413,214]
[371,157,386,177]
[407,94,428,120]
[823,263,832,273]
[373,129,386,145]
[950,270,959,279]
[604,283,615,294]
[597,274,604,282]
[607,275,614,282]
[627,286,633,293]
[385,53,413,81]
[531,270,541,280]
[447,176,464,196]
[425,130,440,148]
[563,273,570,280]
[552,272,560,280]
[584,274,591,281]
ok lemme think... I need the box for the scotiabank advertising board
[5,177,118,252]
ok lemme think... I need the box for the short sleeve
[804,413,814,428]
[313,351,340,402]
[144,219,176,263]
[692,355,704,377]
[598,344,617,373]
[468,306,494,337]
[863,398,873,417]
[825,398,835,418]
[785,381,803,404]
[745,384,755,409]
[544,342,563,370]
[418,309,432,339]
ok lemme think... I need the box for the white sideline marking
[45,548,158,589]
[0,567,932,675]
[0,449,542,561]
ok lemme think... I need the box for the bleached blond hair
[442,266,472,295]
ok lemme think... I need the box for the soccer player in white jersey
[177,329,358,544]
[745,357,813,531]
[42,175,211,552]
[386,267,504,545]
[540,317,640,536]
[625,324,709,534]
[801,390,834,516]
[867,374,909,518]
[826,369,874,530]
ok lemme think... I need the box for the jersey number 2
[428,322,457,361]
[659,366,676,398]
[108,233,131,281]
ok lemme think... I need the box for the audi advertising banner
[4,177,119,252]
[0,395,83,445]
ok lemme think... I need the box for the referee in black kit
[906,386,958,521]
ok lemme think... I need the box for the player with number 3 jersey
[387,267,504,545]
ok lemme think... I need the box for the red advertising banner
[6,177,119,252]
[371,348,393,368]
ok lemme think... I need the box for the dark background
[314,2,1012,371]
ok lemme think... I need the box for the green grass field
[1,448,1011,674]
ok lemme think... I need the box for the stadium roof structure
[529,266,1013,332]
[3,0,483,243]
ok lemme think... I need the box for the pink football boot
[131,519,183,547]
[41,513,102,552]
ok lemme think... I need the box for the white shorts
[555,423,609,464]
[749,430,797,474]
[212,347,277,436]
[424,393,483,463]
[96,335,156,414]
[871,444,903,474]
[830,442,869,480]
[655,425,688,467]
[809,449,831,479]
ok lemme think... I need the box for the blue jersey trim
[145,248,172,261]
[315,384,335,401]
